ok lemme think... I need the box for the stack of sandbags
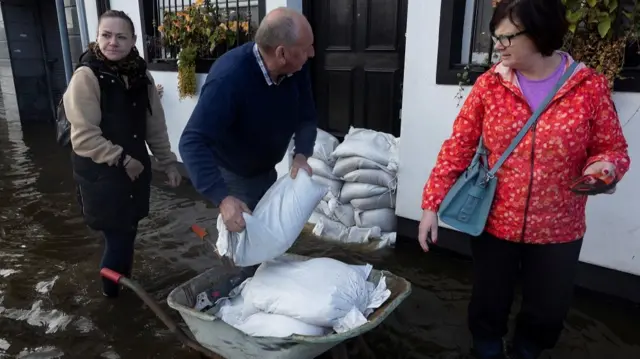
[311,127,399,247]
[306,129,357,230]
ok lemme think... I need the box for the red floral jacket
[422,54,630,244]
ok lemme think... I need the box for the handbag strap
[487,61,578,177]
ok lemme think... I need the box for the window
[140,0,266,72]
[96,0,110,17]
[436,0,640,92]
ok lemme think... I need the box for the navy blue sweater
[178,42,317,206]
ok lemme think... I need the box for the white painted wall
[398,0,640,276]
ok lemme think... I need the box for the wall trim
[396,215,640,304]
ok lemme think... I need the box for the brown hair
[98,10,136,36]
[489,0,568,57]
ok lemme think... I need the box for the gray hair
[254,12,299,51]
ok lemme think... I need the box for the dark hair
[98,10,136,36]
[489,0,568,56]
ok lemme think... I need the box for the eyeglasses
[491,30,526,47]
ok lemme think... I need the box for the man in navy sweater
[179,7,317,233]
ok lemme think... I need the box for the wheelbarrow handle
[100,268,124,284]
[98,268,222,359]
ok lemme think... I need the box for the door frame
[301,0,407,137]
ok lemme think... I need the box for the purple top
[516,54,567,110]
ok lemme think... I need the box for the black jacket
[72,51,152,231]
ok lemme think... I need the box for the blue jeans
[218,166,277,211]
[100,224,138,297]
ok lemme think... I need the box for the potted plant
[157,0,254,99]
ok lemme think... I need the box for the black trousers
[100,224,139,297]
[468,232,583,354]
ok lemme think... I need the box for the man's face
[279,24,315,74]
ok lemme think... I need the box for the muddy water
[0,119,639,359]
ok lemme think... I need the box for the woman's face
[97,17,136,61]
[492,17,538,69]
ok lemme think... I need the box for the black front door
[307,0,408,138]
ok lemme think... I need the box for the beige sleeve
[64,67,123,166]
[145,71,178,169]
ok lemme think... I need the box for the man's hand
[290,154,312,179]
[220,196,252,232]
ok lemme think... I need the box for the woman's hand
[124,156,144,181]
[418,210,439,252]
[165,165,182,188]
[583,161,616,194]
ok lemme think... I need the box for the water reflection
[0,119,639,358]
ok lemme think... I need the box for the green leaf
[587,0,597,7]
[608,0,618,13]
[623,10,633,20]
[566,9,585,23]
[598,18,612,38]
[568,23,577,33]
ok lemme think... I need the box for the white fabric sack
[351,192,396,211]
[315,198,356,227]
[333,156,397,178]
[341,168,397,189]
[354,208,397,232]
[313,129,340,166]
[312,216,350,242]
[242,257,391,333]
[339,182,390,204]
[216,283,329,338]
[331,127,399,167]
[216,171,328,267]
[308,157,338,180]
[312,175,343,198]
[312,217,383,245]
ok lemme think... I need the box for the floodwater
[0,119,639,359]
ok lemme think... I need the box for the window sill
[436,64,640,93]
[147,58,216,74]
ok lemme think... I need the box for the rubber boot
[472,339,507,359]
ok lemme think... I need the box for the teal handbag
[437,62,578,236]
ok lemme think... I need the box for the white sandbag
[216,171,328,267]
[354,208,397,232]
[351,192,396,211]
[339,182,390,204]
[312,216,349,242]
[341,168,397,189]
[312,175,343,198]
[308,157,338,180]
[216,286,329,337]
[331,127,399,167]
[242,257,391,333]
[313,129,340,166]
[315,198,356,227]
[333,156,397,178]
[347,226,382,244]
[312,217,383,245]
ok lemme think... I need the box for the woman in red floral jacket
[418,1,630,358]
